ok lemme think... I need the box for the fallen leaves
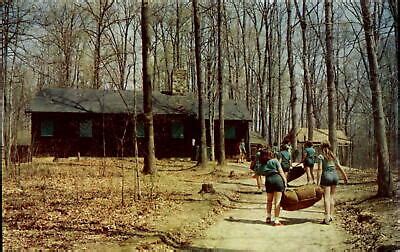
[3,158,237,250]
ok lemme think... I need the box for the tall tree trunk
[396,0,399,180]
[265,4,274,146]
[388,0,399,181]
[286,0,298,159]
[176,0,180,68]
[277,7,282,144]
[206,57,216,161]
[0,30,4,173]
[94,22,101,89]
[2,1,9,173]
[242,1,250,108]
[233,1,249,107]
[324,0,337,154]
[193,0,207,168]
[360,0,394,197]
[295,0,313,141]
[131,25,141,200]
[217,0,225,166]
[141,0,156,175]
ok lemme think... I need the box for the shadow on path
[224,216,321,226]
[224,217,265,225]
[183,246,247,252]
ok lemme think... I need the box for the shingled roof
[27,88,252,121]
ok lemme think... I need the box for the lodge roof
[27,88,252,121]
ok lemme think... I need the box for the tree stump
[199,183,216,194]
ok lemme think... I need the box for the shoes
[321,219,331,225]
[266,217,272,224]
[273,222,284,226]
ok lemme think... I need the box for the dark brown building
[27,88,251,159]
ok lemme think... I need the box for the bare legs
[239,152,246,163]
[305,164,315,184]
[256,175,262,191]
[266,193,273,221]
[266,192,283,225]
[274,192,283,224]
[330,185,336,219]
[316,166,322,185]
[323,185,336,223]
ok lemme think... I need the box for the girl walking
[279,144,291,178]
[259,150,287,226]
[318,142,348,224]
[302,141,316,184]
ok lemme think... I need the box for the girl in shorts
[259,150,287,226]
[302,141,316,184]
[279,144,291,178]
[318,142,348,224]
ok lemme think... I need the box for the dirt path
[189,163,351,251]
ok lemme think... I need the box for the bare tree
[192,0,207,168]
[232,0,250,108]
[217,0,225,166]
[104,0,137,90]
[286,0,298,159]
[360,0,394,197]
[388,0,399,178]
[324,0,337,154]
[294,0,314,141]
[0,22,4,173]
[141,0,156,175]
[82,0,115,89]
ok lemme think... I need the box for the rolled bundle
[287,165,305,182]
[281,184,323,211]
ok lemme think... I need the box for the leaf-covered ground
[335,168,400,250]
[2,158,245,250]
[2,158,399,250]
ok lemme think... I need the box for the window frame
[40,119,54,137]
[171,122,185,139]
[79,119,93,138]
[136,122,145,138]
[224,125,236,139]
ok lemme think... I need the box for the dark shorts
[304,158,315,167]
[320,171,339,186]
[281,163,290,173]
[265,174,285,193]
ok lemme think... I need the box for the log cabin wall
[31,112,249,159]
[29,88,252,159]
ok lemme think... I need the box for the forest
[1,0,399,250]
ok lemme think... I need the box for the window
[171,122,184,139]
[41,120,54,137]
[136,122,145,138]
[225,126,236,139]
[80,120,93,138]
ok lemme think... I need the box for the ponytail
[321,143,335,161]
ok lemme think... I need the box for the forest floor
[2,157,400,250]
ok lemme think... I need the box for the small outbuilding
[285,127,352,165]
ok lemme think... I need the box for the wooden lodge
[27,88,252,159]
